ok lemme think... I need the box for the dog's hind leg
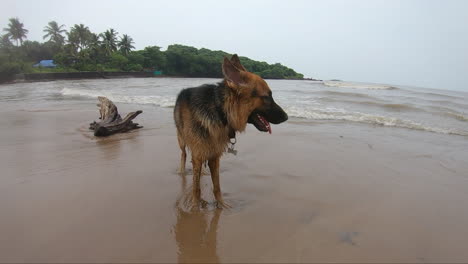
[191,156,206,208]
[177,133,187,174]
[209,156,231,209]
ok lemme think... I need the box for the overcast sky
[2,0,467,91]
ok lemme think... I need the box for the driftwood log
[89,96,143,137]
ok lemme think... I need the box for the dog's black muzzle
[248,97,288,132]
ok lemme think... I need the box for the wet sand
[1,103,468,263]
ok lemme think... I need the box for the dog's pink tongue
[260,116,272,134]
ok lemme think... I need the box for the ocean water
[1,77,467,136]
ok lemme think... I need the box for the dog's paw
[191,200,208,210]
[215,199,232,209]
[188,196,208,210]
[200,199,209,208]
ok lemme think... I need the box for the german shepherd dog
[174,55,288,208]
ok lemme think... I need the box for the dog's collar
[228,127,236,141]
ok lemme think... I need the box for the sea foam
[60,88,176,108]
[284,105,468,136]
[323,81,396,90]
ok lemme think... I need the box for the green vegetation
[0,18,303,81]
[3,18,28,46]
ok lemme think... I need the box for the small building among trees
[33,60,57,68]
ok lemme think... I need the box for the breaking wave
[284,105,468,136]
[323,81,397,90]
[320,97,421,111]
[318,90,379,99]
[60,88,176,108]
[60,83,468,137]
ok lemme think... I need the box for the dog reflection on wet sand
[173,173,221,263]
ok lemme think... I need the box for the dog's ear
[230,54,247,72]
[222,57,244,86]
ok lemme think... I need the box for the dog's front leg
[191,157,203,207]
[209,156,231,209]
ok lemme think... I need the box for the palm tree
[100,28,118,56]
[118,34,135,56]
[0,34,14,61]
[88,33,102,62]
[43,21,67,45]
[88,33,101,52]
[66,30,80,53]
[3,17,28,46]
[0,34,13,49]
[68,24,92,52]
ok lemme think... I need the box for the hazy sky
[2,0,468,91]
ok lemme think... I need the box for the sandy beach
[1,95,468,263]
[0,79,468,263]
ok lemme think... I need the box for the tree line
[0,17,304,79]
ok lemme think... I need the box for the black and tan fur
[174,55,288,207]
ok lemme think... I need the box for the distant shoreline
[0,72,321,84]
[2,72,154,84]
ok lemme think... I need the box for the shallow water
[1,77,467,136]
